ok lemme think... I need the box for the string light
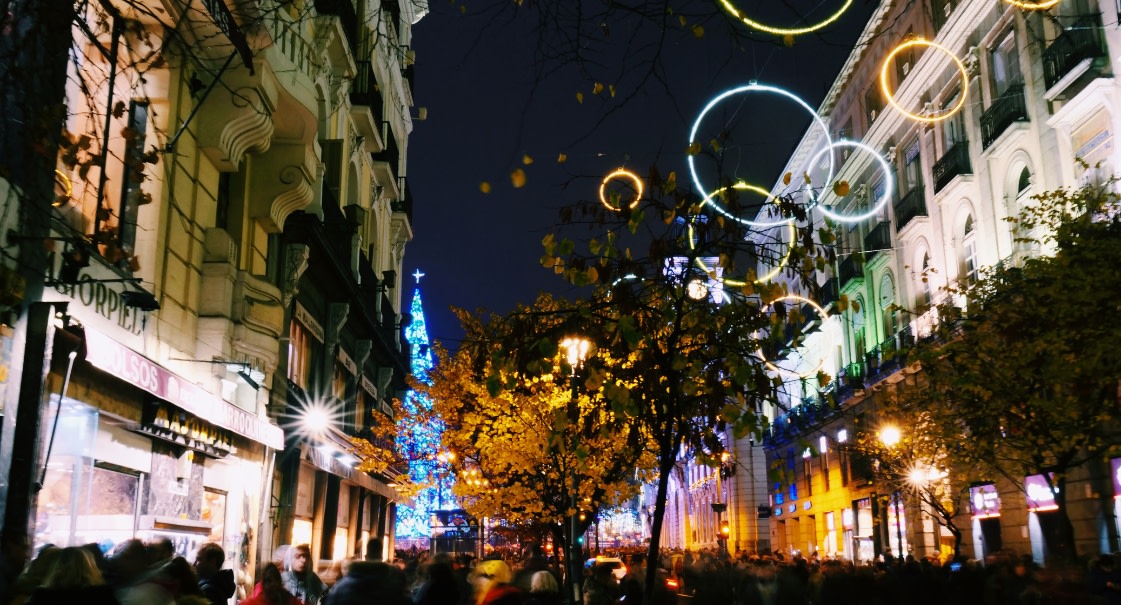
[805,140,894,223]
[880,38,969,123]
[757,295,833,379]
[688,82,833,228]
[599,168,643,211]
[717,0,854,36]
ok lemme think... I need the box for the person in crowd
[414,554,461,605]
[283,544,326,605]
[27,546,120,605]
[147,538,176,568]
[108,538,176,605]
[194,542,236,605]
[618,553,645,605]
[0,530,30,605]
[522,570,560,605]
[242,563,303,605]
[1089,554,1121,605]
[469,559,522,605]
[8,546,59,605]
[163,556,212,605]
[582,563,618,605]
[324,539,411,605]
[512,545,551,593]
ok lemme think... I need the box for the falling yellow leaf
[783,172,792,186]
[679,15,687,26]
[480,181,492,194]
[593,82,604,95]
[576,91,584,104]
[710,138,721,153]
[783,34,795,47]
[804,173,812,184]
[510,168,527,188]
[833,180,850,196]
[522,153,534,165]
[608,84,616,98]
[460,4,466,13]
[557,153,567,163]
[692,24,704,38]
[686,142,701,155]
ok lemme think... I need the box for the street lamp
[560,336,590,605]
[878,425,905,559]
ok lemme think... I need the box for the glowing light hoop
[688,83,833,228]
[53,170,72,207]
[599,168,644,211]
[880,38,968,123]
[1002,0,1060,8]
[686,186,795,285]
[757,294,832,378]
[805,140,894,223]
[718,0,854,36]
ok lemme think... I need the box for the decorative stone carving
[964,46,980,78]
[249,142,319,231]
[282,244,310,307]
[376,366,393,401]
[325,302,350,350]
[198,62,280,171]
[355,339,373,370]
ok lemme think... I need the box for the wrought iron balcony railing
[1043,14,1105,90]
[932,140,972,193]
[981,84,1028,150]
[894,185,927,232]
[863,222,891,259]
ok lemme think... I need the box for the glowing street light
[879,425,902,448]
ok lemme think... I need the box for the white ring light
[805,139,894,223]
[757,294,833,379]
[688,82,833,228]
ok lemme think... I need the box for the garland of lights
[880,38,969,123]
[757,295,833,378]
[599,168,644,211]
[805,140,894,223]
[688,82,833,228]
[717,0,854,36]
[686,184,795,285]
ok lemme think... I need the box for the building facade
[752,0,1121,564]
[0,0,423,582]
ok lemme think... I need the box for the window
[803,457,813,497]
[992,31,1022,96]
[904,140,922,192]
[895,28,917,83]
[941,87,966,149]
[920,253,934,305]
[961,215,979,283]
[1018,167,1032,194]
[865,85,883,126]
[880,274,898,341]
[332,362,349,400]
[840,449,851,486]
[288,320,314,389]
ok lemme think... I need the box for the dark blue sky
[406,1,878,348]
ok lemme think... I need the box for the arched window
[920,253,933,305]
[880,274,898,340]
[852,295,866,364]
[1017,167,1031,194]
[961,214,979,283]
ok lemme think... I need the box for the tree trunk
[643,455,675,605]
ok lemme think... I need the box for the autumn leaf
[557,153,567,163]
[592,82,604,95]
[686,142,701,155]
[783,34,795,47]
[833,180,850,197]
[679,15,687,26]
[783,172,792,186]
[692,24,704,38]
[576,92,584,104]
[480,181,492,194]
[608,84,616,98]
[522,153,534,165]
[510,168,527,188]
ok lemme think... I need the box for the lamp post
[879,426,905,559]
[560,336,590,605]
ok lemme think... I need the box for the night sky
[406,1,880,349]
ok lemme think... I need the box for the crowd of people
[1,529,1119,605]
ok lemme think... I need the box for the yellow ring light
[53,170,72,207]
[880,38,968,123]
[687,207,794,286]
[599,168,643,211]
[718,0,853,36]
[757,295,831,379]
[1003,0,1060,8]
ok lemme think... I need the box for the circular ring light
[688,83,833,228]
[686,200,795,285]
[599,168,643,211]
[718,0,854,36]
[757,294,832,378]
[880,38,968,123]
[1002,0,1060,8]
[805,140,894,223]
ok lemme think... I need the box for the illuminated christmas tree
[395,271,455,542]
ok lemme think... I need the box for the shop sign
[84,327,284,449]
[1025,473,1059,512]
[43,248,146,349]
[360,376,376,397]
[969,483,1001,518]
[1111,458,1121,499]
[294,302,324,342]
[338,348,357,375]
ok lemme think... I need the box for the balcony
[351,61,384,113]
[863,222,891,260]
[981,84,1028,150]
[391,177,413,223]
[932,140,971,193]
[838,255,863,285]
[1043,14,1104,91]
[894,186,927,232]
[315,0,359,53]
